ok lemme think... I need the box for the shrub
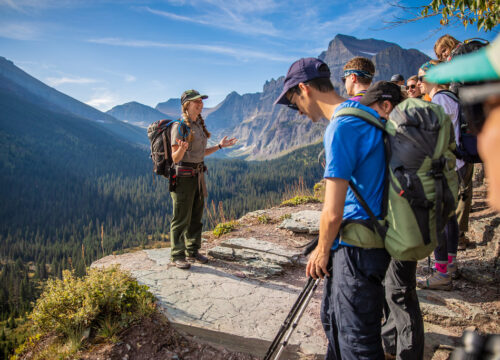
[280,196,321,206]
[279,213,292,221]
[313,180,326,201]
[212,221,237,238]
[257,215,271,224]
[30,267,155,339]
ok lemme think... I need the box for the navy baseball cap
[274,58,331,106]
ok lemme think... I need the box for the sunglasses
[406,84,416,90]
[286,86,300,111]
[417,76,425,82]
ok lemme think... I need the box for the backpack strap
[178,119,190,140]
[334,107,385,131]
[348,181,387,239]
[435,90,459,103]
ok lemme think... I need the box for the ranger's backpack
[147,119,188,178]
[335,98,458,261]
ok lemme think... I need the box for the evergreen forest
[0,86,325,358]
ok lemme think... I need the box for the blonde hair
[434,35,460,60]
[407,75,418,83]
[181,101,211,141]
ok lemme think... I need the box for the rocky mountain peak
[263,77,284,93]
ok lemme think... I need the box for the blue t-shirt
[323,100,386,250]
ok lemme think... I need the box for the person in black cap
[275,59,390,359]
[391,74,405,87]
[169,89,237,269]
[361,82,424,360]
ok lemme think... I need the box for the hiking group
[273,34,500,360]
[148,33,500,359]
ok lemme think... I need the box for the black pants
[321,246,390,360]
[382,260,424,360]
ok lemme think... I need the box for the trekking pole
[263,236,320,360]
[263,276,317,360]
[271,277,321,360]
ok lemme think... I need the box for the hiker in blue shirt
[275,58,391,360]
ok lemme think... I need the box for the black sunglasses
[286,86,301,111]
[406,84,416,90]
[341,76,346,84]
[417,76,425,82]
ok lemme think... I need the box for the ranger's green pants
[170,176,204,260]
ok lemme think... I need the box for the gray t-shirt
[171,120,207,163]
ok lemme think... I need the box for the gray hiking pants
[382,260,424,360]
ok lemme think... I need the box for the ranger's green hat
[181,89,208,105]
[426,34,500,84]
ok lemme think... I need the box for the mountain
[156,98,181,118]
[0,56,147,146]
[203,34,430,160]
[107,101,166,128]
[155,97,216,119]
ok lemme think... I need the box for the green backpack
[335,98,458,261]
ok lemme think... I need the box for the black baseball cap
[181,89,208,105]
[274,57,331,106]
[390,74,404,82]
[360,81,404,106]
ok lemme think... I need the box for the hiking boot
[174,259,191,269]
[186,253,208,264]
[417,272,452,290]
[447,262,459,279]
[432,263,459,279]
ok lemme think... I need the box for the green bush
[257,215,270,224]
[212,221,237,238]
[30,267,155,339]
[279,213,292,221]
[280,196,321,206]
[313,180,326,200]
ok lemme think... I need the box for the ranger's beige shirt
[171,120,207,163]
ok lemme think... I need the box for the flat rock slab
[92,248,326,358]
[417,289,489,327]
[208,246,285,277]
[221,237,302,262]
[279,210,321,234]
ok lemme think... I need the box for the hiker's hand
[219,136,237,148]
[306,248,330,279]
[176,139,189,151]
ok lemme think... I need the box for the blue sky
[0,0,497,111]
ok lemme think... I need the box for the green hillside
[0,83,325,357]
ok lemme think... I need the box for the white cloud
[88,37,295,62]
[143,3,280,37]
[293,0,397,40]
[46,76,101,86]
[0,22,39,40]
[85,88,119,111]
